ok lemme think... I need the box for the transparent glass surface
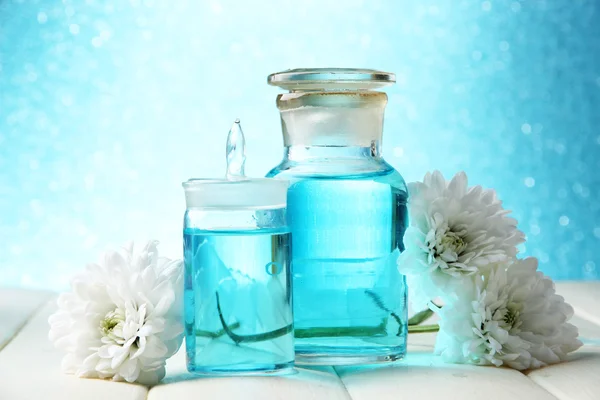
[267,146,409,365]
[183,207,294,375]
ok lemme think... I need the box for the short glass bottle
[266,68,409,365]
[182,178,294,374]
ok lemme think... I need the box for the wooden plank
[527,346,600,400]
[0,288,54,350]
[406,310,439,349]
[525,284,600,400]
[570,314,600,346]
[0,301,148,400]
[0,283,594,400]
[149,348,351,400]
[407,331,436,349]
[555,282,600,326]
[335,350,558,400]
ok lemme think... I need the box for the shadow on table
[162,365,349,385]
[159,350,437,385]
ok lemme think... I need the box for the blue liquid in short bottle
[183,227,294,374]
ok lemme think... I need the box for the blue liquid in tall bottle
[267,166,408,365]
[183,228,294,374]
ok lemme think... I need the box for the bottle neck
[284,143,382,162]
[277,91,387,150]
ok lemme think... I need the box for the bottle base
[294,345,406,366]
[187,361,296,376]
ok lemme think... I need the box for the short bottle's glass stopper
[183,119,287,209]
[226,118,246,180]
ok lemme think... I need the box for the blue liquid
[183,228,294,374]
[267,166,408,365]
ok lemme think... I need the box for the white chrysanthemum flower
[48,241,183,385]
[434,257,582,370]
[398,170,525,304]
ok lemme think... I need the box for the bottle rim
[182,178,289,209]
[267,68,395,91]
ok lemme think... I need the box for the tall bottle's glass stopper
[226,118,246,180]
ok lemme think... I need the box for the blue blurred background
[1,0,599,289]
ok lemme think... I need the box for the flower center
[438,231,467,256]
[503,308,518,329]
[100,309,125,337]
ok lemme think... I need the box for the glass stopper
[226,118,246,180]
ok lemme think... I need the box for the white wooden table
[1,282,598,400]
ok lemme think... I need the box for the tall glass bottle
[266,69,408,365]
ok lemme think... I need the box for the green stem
[408,308,435,326]
[195,322,241,338]
[212,292,439,342]
[364,290,404,336]
[215,292,292,345]
[296,323,440,337]
[408,324,439,333]
[295,322,387,339]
